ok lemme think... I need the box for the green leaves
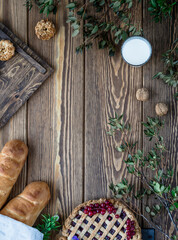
[67,10,81,37]
[110,178,133,199]
[171,235,178,240]
[145,206,151,213]
[98,40,107,49]
[145,204,162,218]
[24,0,60,15]
[171,186,178,202]
[35,214,61,240]
[153,39,178,89]
[150,0,157,8]
[150,181,171,195]
[66,2,76,9]
[127,165,135,174]
[110,0,133,14]
[135,189,152,200]
[109,46,116,57]
[31,0,60,15]
[142,117,164,141]
[108,114,178,238]
[170,201,178,211]
[72,29,80,37]
[116,141,137,153]
[66,0,141,56]
[148,0,176,22]
[24,0,33,10]
[121,31,128,41]
[91,25,99,35]
[107,113,131,135]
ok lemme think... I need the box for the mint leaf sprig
[35,214,61,240]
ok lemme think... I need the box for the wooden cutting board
[0,22,54,128]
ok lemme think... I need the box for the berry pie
[60,199,142,240]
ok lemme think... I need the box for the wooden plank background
[0,0,177,239]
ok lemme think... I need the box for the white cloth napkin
[0,214,44,240]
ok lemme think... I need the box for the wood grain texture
[142,2,178,239]
[26,4,57,222]
[84,0,142,226]
[0,0,28,201]
[54,0,84,218]
[27,0,84,229]
[0,23,53,128]
[0,29,46,74]
[0,1,177,239]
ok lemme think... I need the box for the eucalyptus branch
[153,38,178,91]
[146,0,177,23]
[108,114,178,239]
[66,0,142,56]
[24,0,60,15]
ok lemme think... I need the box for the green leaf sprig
[24,0,60,15]
[153,39,178,89]
[66,0,142,56]
[24,0,33,10]
[148,0,177,23]
[35,214,61,240]
[110,178,133,199]
[108,114,178,239]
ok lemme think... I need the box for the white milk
[121,37,152,66]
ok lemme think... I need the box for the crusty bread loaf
[0,181,51,226]
[0,140,28,209]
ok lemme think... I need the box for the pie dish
[60,199,142,240]
[0,40,15,61]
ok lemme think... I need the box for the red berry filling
[80,201,137,240]
[126,219,136,240]
[81,200,119,218]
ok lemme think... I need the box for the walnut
[136,88,149,101]
[155,103,168,116]
[0,40,15,61]
[35,19,56,40]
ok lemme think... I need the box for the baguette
[0,140,28,209]
[0,181,51,226]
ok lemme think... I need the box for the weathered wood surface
[0,0,177,239]
[0,28,46,74]
[84,0,143,225]
[142,2,178,239]
[0,0,28,203]
[0,22,53,128]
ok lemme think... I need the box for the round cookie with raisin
[35,19,56,40]
[0,40,15,61]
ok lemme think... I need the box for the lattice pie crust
[60,199,142,240]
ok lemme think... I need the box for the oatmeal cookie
[35,19,56,40]
[0,40,15,61]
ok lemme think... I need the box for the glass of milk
[121,36,152,67]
